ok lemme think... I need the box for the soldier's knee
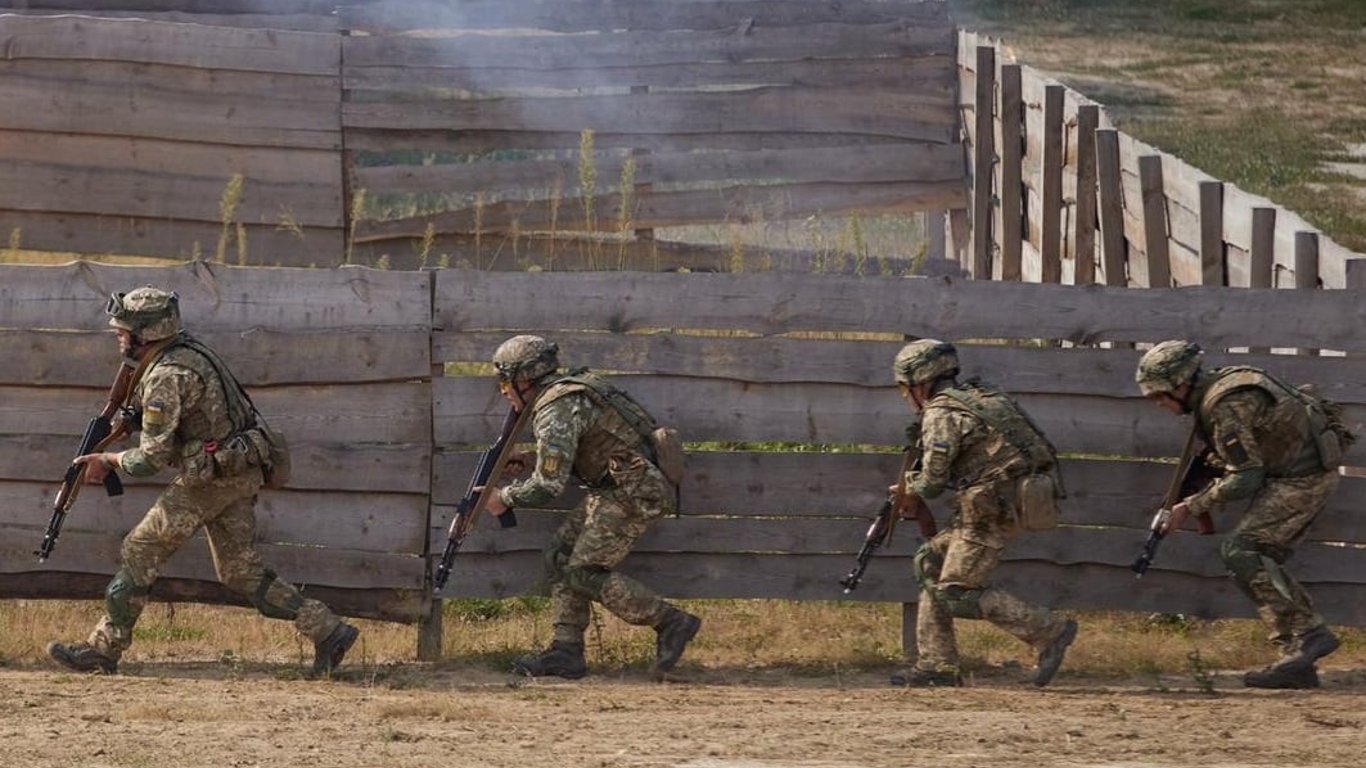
[248,570,303,620]
[563,564,611,600]
[543,539,572,581]
[912,543,943,592]
[930,584,985,619]
[1220,536,1267,583]
[105,569,150,628]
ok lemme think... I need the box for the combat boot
[652,607,702,678]
[1292,625,1340,666]
[312,622,360,676]
[513,641,588,679]
[890,667,963,687]
[47,641,118,674]
[1244,663,1320,689]
[1033,619,1078,687]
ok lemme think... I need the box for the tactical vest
[1198,366,1337,475]
[533,369,655,485]
[138,333,254,445]
[934,380,1058,488]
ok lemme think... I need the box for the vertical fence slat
[1199,181,1225,287]
[1295,231,1321,357]
[1251,207,1277,289]
[971,45,996,280]
[1095,129,1126,287]
[1040,85,1065,284]
[999,64,1024,282]
[1073,104,1099,286]
[1138,155,1171,288]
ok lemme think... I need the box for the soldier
[890,340,1077,687]
[1136,340,1349,689]
[482,335,700,679]
[47,287,359,676]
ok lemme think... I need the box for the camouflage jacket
[117,334,253,478]
[906,380,1055,500]
[498,373,651,508]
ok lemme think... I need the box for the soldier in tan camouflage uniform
[890,340,1077,688]
[1137,340,1350,689]
[482,335,700,679]
[47,287,359,676]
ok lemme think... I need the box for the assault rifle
[37,359,140,562]
[840,449,938,594]
[433,404,533,592]
[1131,426,1219,577]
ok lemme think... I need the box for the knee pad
[563,564,611,601]
[105,569,151,629]
[249,570,304,620]
[543,538,573,582]
[931,584,985,619]
[1220,535,1268,584]
[912,543,944,593]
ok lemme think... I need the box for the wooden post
[1198,181,1225,287]
[1137,155,1171,288]
[999,64,1024,282]
[417,273,444,661]
[1095,129,1126,287]
[1073,105,1100,285]
[924,210,947,262]
[1250,207,1276,289]
[1040,85,1065,284]
[1294,231,1320,356]
[971,45,996,280]
[1348,257,1366,291]
[902,602,918,662]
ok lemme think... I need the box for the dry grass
[4,599,1363,683]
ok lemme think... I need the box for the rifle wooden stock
[433,403,534,592]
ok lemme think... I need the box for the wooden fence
[3,262,1363,658]
[955,30,1366,290]
[0,1,965,270]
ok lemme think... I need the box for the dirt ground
[3,661,1366,768]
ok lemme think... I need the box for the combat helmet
[106,286,181,342]
[1135,340,1202,396]
[893,339,959,386]
[493,335,560,383]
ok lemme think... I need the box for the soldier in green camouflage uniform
[48,287,359,676]
[1137,340,1349,689]
[482,335,700,679]
[890,340,1077,688]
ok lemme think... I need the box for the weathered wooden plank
[0,211,344,265]
[1073,105,1100,285]
[1137,155,1171,288]
[1199,180,1226,286]
[0,69,340,149]
[0,572,423,623]
[0,529,426,590]
[1,10,339,31]
[1250,207,1277,289]
[343,89,955,144]
[345,56,957,94]
[0,159,342,227]
[340,0,952,34]
[434,375,1366,463]
[999,64,1023,282]
[0,59,338,105]
[1,1,336,13]
[1,434,430,494]
[0,14,339,75]
[431,331,1366,404]
[0,261,431,331]
[1039,85,1065,284]
[346,128,929,156]
[970,45,994,280]
[432,272,1366,351]
[353,143,964,198]
[357,180,967,240]
[0,482,428,554]
[0,381,432,444]
[344,22,953,70]
[0,328,429,386]
[1095,129,1127,287]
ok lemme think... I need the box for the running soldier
[48,287,359,676]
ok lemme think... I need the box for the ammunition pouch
[1016,473,1060,531]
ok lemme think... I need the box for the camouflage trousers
[913,483,1067,672]
[1222,470,1339,648]
[89,472,340,658]
[543,457,676,644]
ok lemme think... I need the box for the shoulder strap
[936,381,1062,490]
[170,333,260,434]
[546,368,659,442]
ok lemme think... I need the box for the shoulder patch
[143,401,166,429]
